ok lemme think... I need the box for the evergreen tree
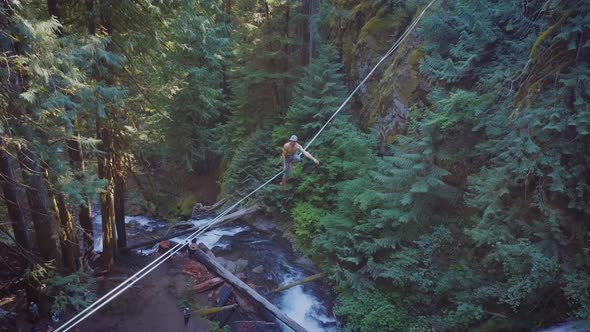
[161,0,229,172]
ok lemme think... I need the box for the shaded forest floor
[75,254,211,332]
[8,253,211,332]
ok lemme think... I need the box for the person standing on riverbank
[188,238,198,258]
[183,307,191,326]
[29,302,39,323]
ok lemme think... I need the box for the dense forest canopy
[1,0,589,331]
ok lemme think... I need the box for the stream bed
[91,214,339,331]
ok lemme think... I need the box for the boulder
[216,257,249,274]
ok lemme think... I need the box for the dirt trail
[75,256,210,332]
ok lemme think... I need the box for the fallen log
[192,248,308,332]
[270,273,326,293]
[216,283,233,306]
[194,277,224,293]
[176,204,259,229]
[192,198,228,218]
[197,304,238,316]
[121,204,259,251]
[234,289,259,315]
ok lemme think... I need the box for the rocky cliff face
[328,1,430,154]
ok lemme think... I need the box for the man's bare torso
[283,142,300,156]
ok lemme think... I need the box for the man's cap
[289,134,298,142]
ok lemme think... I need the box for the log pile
[177,247,304,331]
[182,259,216,284]
[194,277,223,293]
[191,247,308,332]
[179,253,263,322]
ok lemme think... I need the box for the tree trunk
[2,0,62,266]
[56,194,81,271]
[86,0,96,35]
[0,136,30,253]
[50,0,94,261]
[97,125,117,269]
[222,0,232,16]
[113,150,126,249]
[67,137,93,258]
[283,3,290,106]
[301,0,310,65]
[301,0,317,66]
[18,145,63,266]
[46,0,63,36]
[87,0,119,269]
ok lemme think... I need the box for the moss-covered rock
[170,193,198,219]
[370,35,429,154]
[357,8,409,52]
[329,2,429,153]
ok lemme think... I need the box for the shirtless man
[281,135,319,185]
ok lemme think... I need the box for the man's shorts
[283,154,302,178]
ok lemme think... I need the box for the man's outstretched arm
[297,145,320,165]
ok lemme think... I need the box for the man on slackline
[280,134,319,185]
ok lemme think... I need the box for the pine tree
[161,0,229,172]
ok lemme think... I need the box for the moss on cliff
[357,8,409,52]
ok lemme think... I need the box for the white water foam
[187,218,214,229]
[91,215,242,253]
[92,215,165,252]
[170,226,248,249]
[135,243,160,256]
[93,233,103,253]
[124,215,154,227]
[277,273,338,332]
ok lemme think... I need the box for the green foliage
[159,0,230,171]
[291,202,326,247]
[0,4,125,203]
[288,0,590,330]
[334,290,429,332]
[45,270,95,313]
[5,0,590,330]
[564,272,590,320]
[220,129,278,199]
[209,320,231,332]
[284,45,347,140]
[221,0,302,149]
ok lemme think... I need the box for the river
[91,214,339,331]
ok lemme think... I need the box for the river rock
[294,256,315,269]
[252,265,264,274]
[251,218,278,233]
[216,257,249,274]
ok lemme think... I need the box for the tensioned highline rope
[56,1,436,330]
[304,0,436,150]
